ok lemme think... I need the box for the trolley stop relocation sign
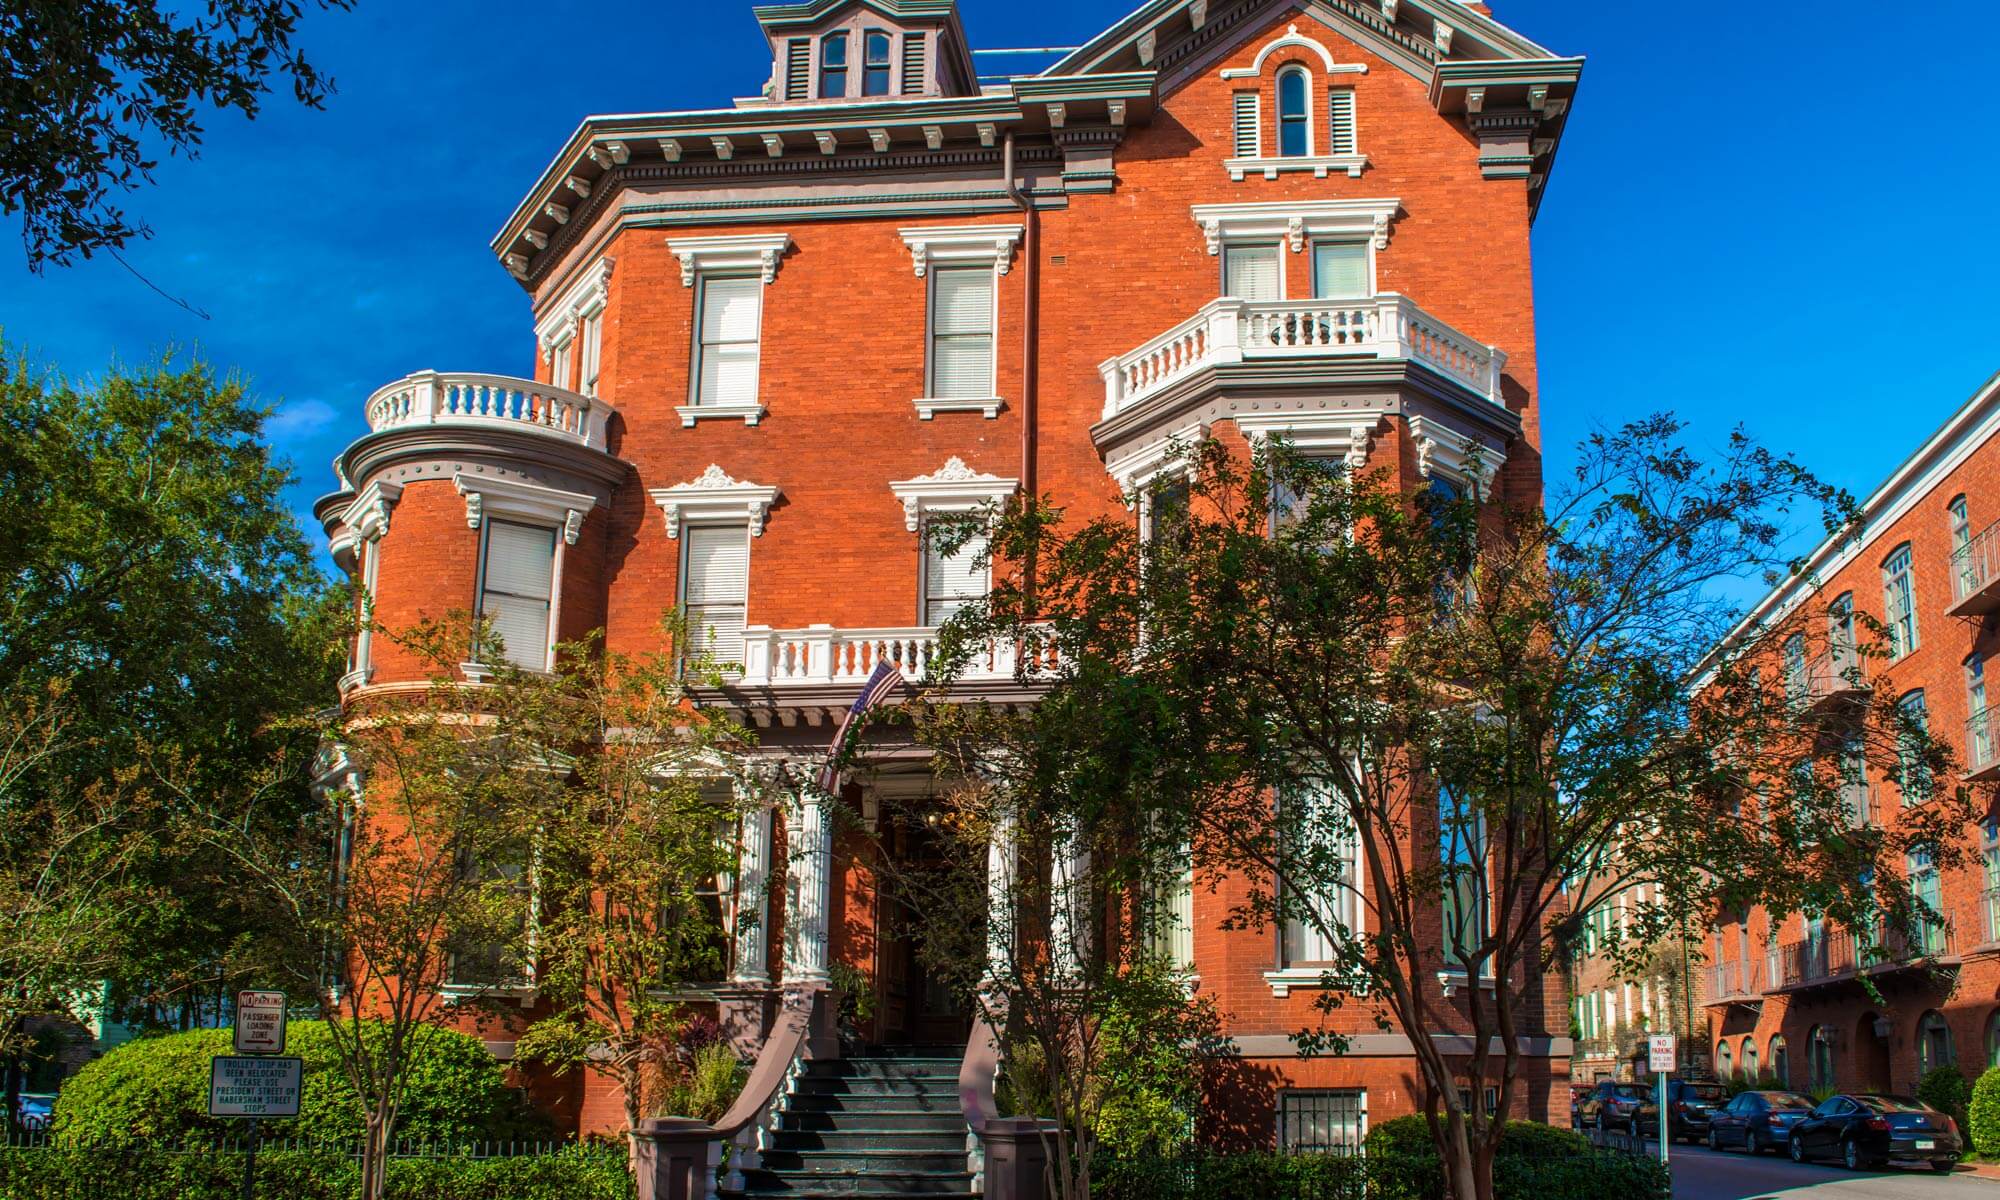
[1649,1034,1677,1074]
[234,990,287,1055]
[209,1056,303,1118]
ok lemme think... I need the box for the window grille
[1278,1089,1365,1154]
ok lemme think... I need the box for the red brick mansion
[314,0,1584,1164]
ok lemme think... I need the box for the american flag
[816,658,904,794]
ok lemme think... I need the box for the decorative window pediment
[649,465,781,537]
[888,456,1019,532]
[667,233,793,286]
[1110,421,1207,498]
[535,258,614,355]
[339,480,403,545]
[1218,25,1369,181]
[1220,23,1362,79]
[898,224,1022,277]
[1409,415,1505,498]
[1236,412,1384,470]
[1192,199,1401,255]
[454,473,597,545]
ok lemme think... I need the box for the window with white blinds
[1232,92,1262,157]
[1280,783,1361,966]
[682,524,750,671]
[478,520,557,670]
[696,276,762,408]
[1327,90,1357,155]
[923,524,989,626]
[1223,244,1281,300]
[1312,243,1368,299]
[928,266,995,399]
[578,312,602,397]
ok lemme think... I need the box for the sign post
[212,991,295,1200]
[1648,1034,1677,1168]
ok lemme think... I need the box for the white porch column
[1049,815,1091,978]
[732,803,774,985]
[782,783,834,985]
[984,805,1017,984]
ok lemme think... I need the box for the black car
[1575,1080,1657,1136]
[1663,1078,1729,1143]
[1706,1088,1815,1155]
[1786,1093,1961,1172]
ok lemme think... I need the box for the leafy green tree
[0,1,354,270]
[929,421,1983,1200]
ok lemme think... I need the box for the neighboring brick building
[1565,874,1709,1084]
[313,0,1586,1162]
[1700,373,2000,1096]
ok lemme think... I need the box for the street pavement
[1663,1142,1997,1199]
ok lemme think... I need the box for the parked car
[1568,1083,1595,1129]
[13,1093,53,1132]
[1706,1088,1815,1154]
[1786,1093,1961,1172]
[1576,1080,1656,1137]
[1663,1078,1729,1143]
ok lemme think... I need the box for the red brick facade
[317,0,1584,1142]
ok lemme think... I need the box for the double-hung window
[1910,848,1945,954]
[1439,786,1489,974]
[1954,495,1978,598]
[1782,633,1809,703]
[578,311,602,397]
[681,525,750,674]
[1971,655,1994,770]
[1223,243,1282,300]
[349,536,384,685]
[928,265,996,402]
[477,520,558,670]
[1312,242,1368,300]
[549,338,574,391]
[1882,543,1919,658]
[1279,782,1361,970]
[1276,67,1310,157]
[1898,688,1932,804]
[695,275,763,411]
[863,30,892,96]
[818,33,848,98]
[922,520,988,626]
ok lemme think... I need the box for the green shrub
[1094,1150,1369,1200]
[1918,1066,1974,1140]
[0,1145,630,1200]
[652,1043,746,1123]
[1973,1066,2000,1156]
[51,1021,544,1146]
[1360,1116,1661,1200]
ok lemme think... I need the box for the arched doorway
[1855,1012,1892,1091]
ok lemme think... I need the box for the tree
[506,624,753,1145]
[1,0,354,270]
[0,341,344,1115]
[930,421,1984,1200]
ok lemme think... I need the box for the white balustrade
[1098,293,1507,419]
[736,624,1046,687]
[363,370,613,451]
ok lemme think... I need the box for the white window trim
[340,534,385,694]
[1238,412,1382,471]
[1410,415,1505,499]
[668,234,792,427]
[455,473,592,679]
[534,257,614,370]
[1274,64,1315,158]
[900,225,1021,419]
[1110,421,1207,499]
[649,464,781,538]
[888,456,1019,533]
[1193,199,1399,258]
[1217,26,1369,181]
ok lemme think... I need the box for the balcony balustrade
[1773,922,1955,991]
[364,370,612,452]
[1708,955,1765,1003]
[1788,642,1870,712]
[735,625,1051,689]
[1950,520,2000,617]
[1097,293,1505,420]
[1968,707,2000,782]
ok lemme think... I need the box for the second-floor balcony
[363,370,613,454]
[1785,642,1871,712]
[725,626,1054,706]
[1772,923,1956,991]
[1708,955,1767,1004]
[1950,520,2000,617]
[1097,293,1506,421]
[1969,707,2000,782]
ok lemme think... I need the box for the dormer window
[1277,67,1310,157]
[864,31,893,96]
[819,33,848,99]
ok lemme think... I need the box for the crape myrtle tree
[926,419,1981,1200]
[507,622,755,1148]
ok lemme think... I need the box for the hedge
[1917,1066,1972,1140]
[51,1022,545,1146]
[1972,1066,2000,1156]
[1094,1150,1368,1200]
[0,1145,632,1200]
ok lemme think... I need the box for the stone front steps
[735,1049,975,1200]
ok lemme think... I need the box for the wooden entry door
[873,817,972,1046]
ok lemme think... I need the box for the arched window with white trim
[1276,66,1311,157]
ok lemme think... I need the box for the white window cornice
[339,480,403,544]
[453,472,596,544]
[1191,198,1401,255]
[898,223,1023,277]
[649,464,781,537]
[667,233,793,286]
[1110,421,1207,498]
[1219,23,1368,79]
[888,457,1019,532]
[535,257,615,355]
[1237,412,1384,470]
[1409,415,1505,498]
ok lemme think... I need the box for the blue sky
[3,0,1996,558]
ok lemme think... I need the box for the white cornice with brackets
[1190,198,1402,254]
[534,257,614,355]
[1110,421,1208,497]
[888,457,1020,532]
[1408,415,1505,497]
[340,480,403,543]
[453,473,598,544]
[1236,411,1385,470]
[897,224,1024,277]
[649,465,781,537]
[666,233,793,286]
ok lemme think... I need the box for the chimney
[1464,2,1493,14]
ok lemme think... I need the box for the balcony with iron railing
[1968,707,2000,783]
[1786,642,1871,713]
[1096,293,1506,421]
[362,370,613,454]
[1950,520,2000,618]
[1707,955,1766,1005]
[1771,922,1957,992]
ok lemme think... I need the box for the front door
[872,815,972,1046]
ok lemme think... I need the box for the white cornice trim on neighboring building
[666,233,794,286]
[1218,23,1367,79]
[649,465,781,537]
[1409,414,1503,498]
[1236,411,1385,470]
[1190,198,1401,254]
[897,223,1024,277]
[453,472,597,545]
[1689,370,2000,686]
[534,257,613,354]
[888,457,1020,532]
